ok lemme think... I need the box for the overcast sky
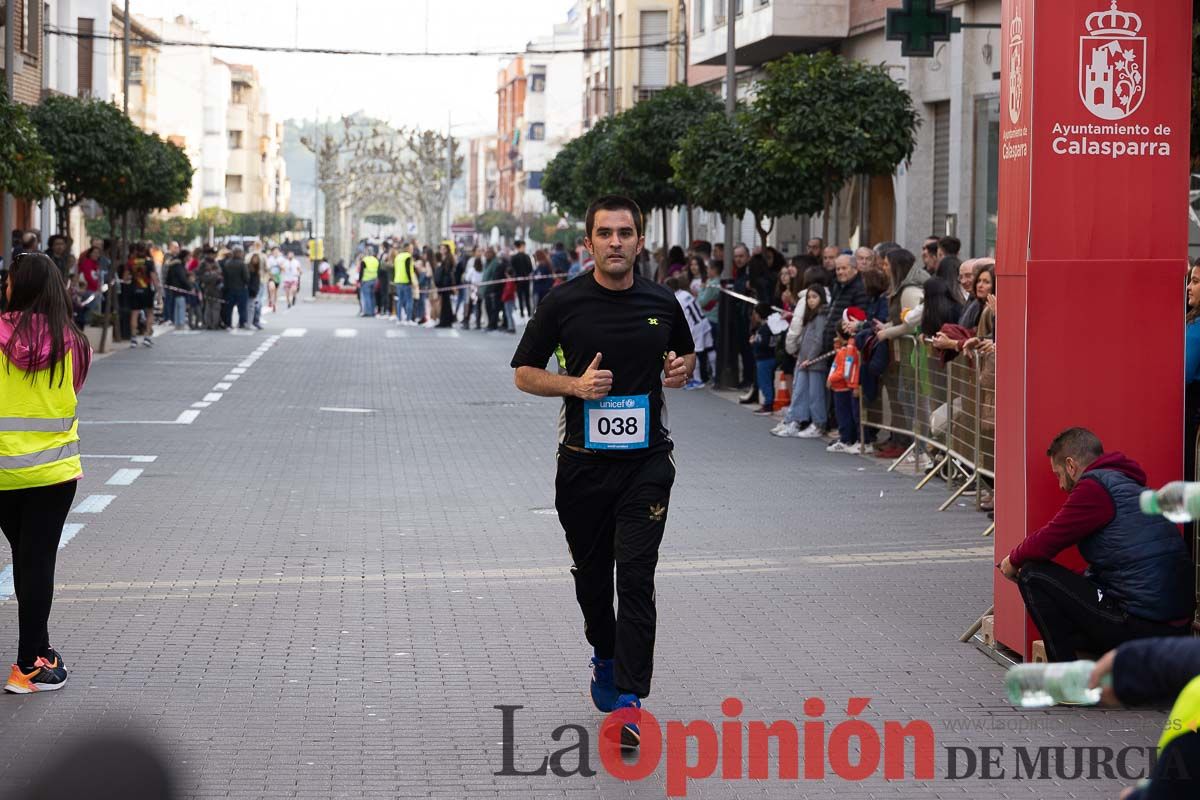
[129,0,576,135]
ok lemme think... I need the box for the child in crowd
[750,302,777,416]
[500,266,518,333]
[826,307,865,453]
[773,287,830,438]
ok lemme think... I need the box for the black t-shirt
[511,251,533,278]
[511,271,694,456]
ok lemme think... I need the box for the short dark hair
[938,236,961,256]
[753,302,771,319]
[514,239,525,248]
[1046,427,1104,464]
[665,276,682,292]
[692,240,712,258]
[585,195,643,241]
[923,242,939,258]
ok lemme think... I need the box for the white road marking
[170,330,201,335]
[386,329,408,338]
[232,368,247,374]
[282,328,307,337]
[175,410,201,424]
[223,374,240,381]
[191,402,211,408]
[106,469,143,486]
[335,328,358,338]
[72,494,115,513]
[319,407,376,414]
[237,362,254,368]
[82,455,158,462]
[435,329,461,339]
[203,393,223,402]
[59,523,85,547]
[213,382,233,390]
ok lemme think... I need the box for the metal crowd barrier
[859,335,995,537]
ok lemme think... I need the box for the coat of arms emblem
[1007,13,1024,124]
[1079,1,1145,120]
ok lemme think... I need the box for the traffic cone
[774,370,791,412]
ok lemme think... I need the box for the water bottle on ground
[1139,481,1200,523]
[1005,661,1105,707]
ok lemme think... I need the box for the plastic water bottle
[1005,661,1104,708]
[1139,481,1200,523]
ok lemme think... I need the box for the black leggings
[0,481,76,667]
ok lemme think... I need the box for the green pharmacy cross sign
[886,0,962,57]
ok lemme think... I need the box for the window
[735,0,744,16]
[23,0,40,56]
[225,174,243,194]
[527,171,543,190]
[757,0,769,7]
[972,96,1000,257]
[77,17,94,96]
[528,123,545,141]
[530,70,546,93]
[695,0,705,32]
[128,55,143,85]
[931,101,951,235]
[638,10,669,90]
[228,130,243,149]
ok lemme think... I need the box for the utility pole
[722,0,735,276]
[607,0,615,116]
[2,0,16,271]
[123,0,130,114]
[445,113,453,243]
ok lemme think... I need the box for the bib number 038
[583,394,650,450]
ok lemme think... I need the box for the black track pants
[555,447,675,698]
[0,480,76,667]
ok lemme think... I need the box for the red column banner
[995,0,1192,657]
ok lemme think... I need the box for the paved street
[0,295,1165,800]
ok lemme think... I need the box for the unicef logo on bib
[584,395,650,450]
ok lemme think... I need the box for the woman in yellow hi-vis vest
[0,253,92,693]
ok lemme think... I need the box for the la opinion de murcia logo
[1007,13,1024,124]
[1079,0,1145,120]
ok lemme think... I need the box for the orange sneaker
[5,652,68,694]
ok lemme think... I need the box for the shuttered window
[639,10,668,89]
[931,101,950,236]
[77,17,94,95]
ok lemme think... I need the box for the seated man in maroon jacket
[998,427,1194,662]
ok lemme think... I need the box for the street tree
[750,51,919,238]
[394,128,463,246]
[542,117,621,220]
[610,84,723,251]
[30,95,142,235]
[672,110,802,252]
[129,132,194,238]
[475,210,518,241]
[0,88,53,203]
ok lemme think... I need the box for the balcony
[691,0,849,67]
[635,85,665,103]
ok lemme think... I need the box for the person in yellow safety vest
[393,245,417,325]
[0,253,92,694]
[1089,636,1200,798]
[359,249,380,317]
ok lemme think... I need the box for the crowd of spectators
[2,229,309,347]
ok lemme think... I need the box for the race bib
[583,395,649,450]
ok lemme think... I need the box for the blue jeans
[833,390,860,444]
[395,284,413,321]
[360,279,377,316]
[172,294,187,326]
[785,369,828,427]
[755,358,776,408]
[503,300,517,332]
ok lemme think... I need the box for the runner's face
[585,209,642,278]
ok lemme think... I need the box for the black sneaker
[5,651,67,694]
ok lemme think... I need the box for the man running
[511,195,694,749]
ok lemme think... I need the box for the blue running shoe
[615,693,641,750]
[590,655,618,712]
